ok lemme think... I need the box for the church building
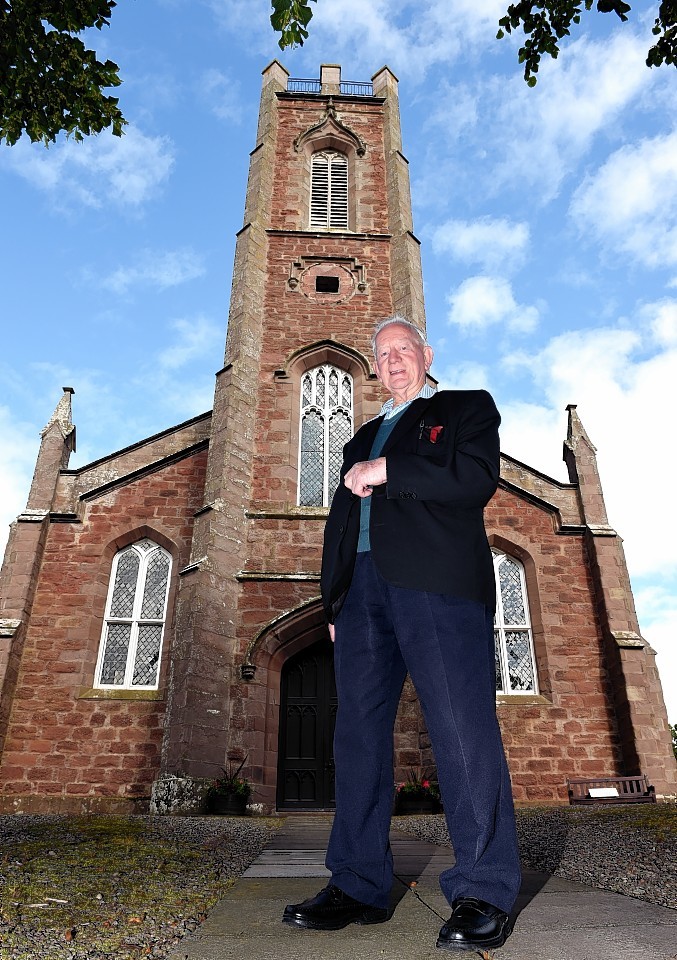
[0,62,675,814]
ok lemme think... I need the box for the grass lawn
[0,815,280,959]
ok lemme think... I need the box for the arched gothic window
[493,550,538,695]
[94,539,171,689]
[299,365,353,507]
[310,151,348,230]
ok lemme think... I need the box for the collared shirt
[379,382,436,420]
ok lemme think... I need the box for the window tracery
[95,539,171,689]
[299,364,353,507]
[493,550,538,695]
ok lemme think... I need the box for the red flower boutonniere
[420,424,444,443]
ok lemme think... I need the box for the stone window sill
[77,687,165,701]
[496,694,550,706]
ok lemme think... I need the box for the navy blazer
[320,389,500,623]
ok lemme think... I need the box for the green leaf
[597,0,631,21]
[0,1,126,145]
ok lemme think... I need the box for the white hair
[371,314,427,357]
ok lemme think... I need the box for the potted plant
[206,757,252,815]
[394,769,441,815]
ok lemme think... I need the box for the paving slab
[166,815,677,960]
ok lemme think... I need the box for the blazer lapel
[380,396,436,456]
[351,414,383,460]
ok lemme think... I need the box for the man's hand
[328,623,335,643]
[344,457,387,498]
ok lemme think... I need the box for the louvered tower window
[94,539,171,690]
[310,152,348,230]
[299,365,353,506]
[493,550,538,695]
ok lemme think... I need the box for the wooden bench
[566,775,656,805]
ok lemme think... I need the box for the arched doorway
[276,637,337,809]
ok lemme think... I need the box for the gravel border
[394,805,677,910]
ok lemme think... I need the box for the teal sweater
[357,408,406,553]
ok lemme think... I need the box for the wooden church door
[277,638,337,809]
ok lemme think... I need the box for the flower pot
[395,794,441,816]
[208,793,248,816]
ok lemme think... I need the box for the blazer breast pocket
[416,421,447,455]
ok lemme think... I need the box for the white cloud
[490,29,653,201]
[423,80,479,139]
[0,406,40,561]
[634,583,677,724]
[100,248,206,295]
[207,0,270,39]
[647,300,677,347]
[210,0,509,81]
[157,316,223,371]
[504,326,639,396]
[413,26,661,220]
[131,315,222,418]
[199,69,243,123]
[432,217,529,272]
[435,359,491,391]
[447,276,539,333]
[1,126,174,210]
[570,131,677,269]
[499,316,677,581]
[498,401,565,479]
[295,0,421,76]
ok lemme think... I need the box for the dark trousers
[326,551,521,913]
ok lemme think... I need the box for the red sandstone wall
[271,98,390,235]
[487,486,622,803]
[247,103,394,527]
[248,96,394,512]
[0,449,208,813]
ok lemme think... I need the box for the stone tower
[159,62,424,810]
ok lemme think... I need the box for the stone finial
[42,387,76,448]
[371,66,399,97]
[565,403,596,453]
[261,59,289,86]
[563,403,609,526]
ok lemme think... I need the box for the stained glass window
[493,551,538,695]
[299,365,353,507]
[95,540,171,689]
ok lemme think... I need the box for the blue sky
[1,0,676,723]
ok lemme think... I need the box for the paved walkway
[168,815,676,960]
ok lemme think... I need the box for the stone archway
[243,598,330,812]
[243,596,429,813]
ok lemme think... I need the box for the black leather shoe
[282,883,389,930]
[436,897,513,951]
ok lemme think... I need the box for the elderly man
[283,315,521,951]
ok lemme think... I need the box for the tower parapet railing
[287,78,374,96]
